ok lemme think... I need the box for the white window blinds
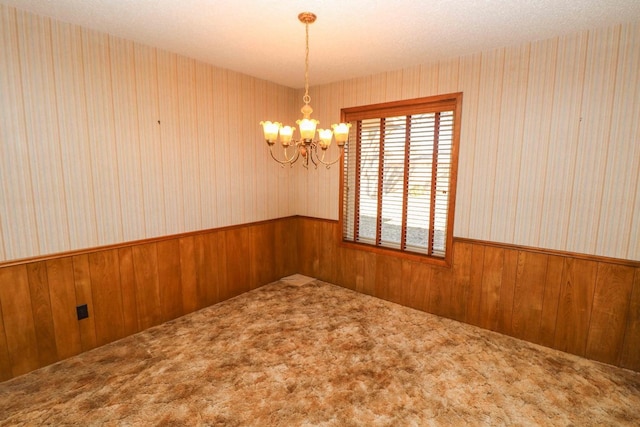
[342,108,456,258]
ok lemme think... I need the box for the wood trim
[456,237,640,268]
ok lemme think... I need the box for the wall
[1,3,639,381]
[297,21,640,262]
[296,217,640,372]
[0,218,298,381]
[0,4,297,263]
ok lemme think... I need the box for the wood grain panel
[179,236,198,313]
[46,257,81,359]
[400,259,432,312]
[250,223,276,289]
[374,255,403,304]
[297,219,321,278]
[118,247,139,336]
[131,243,162,330]
[0,265,40,376]
[224,227,251,300]
[213,231,229,303]
[0,302,11,381]
[450,241,472,322]
[89,250,125,346]
[355,250,377,296]
[495,248,519,335]
[511,251,548,344]
[554,258,597,356]
[478,246,504,331]
[319,221,337,284]
[274,218,297,279]
[465,244,485,326]
[72,255,97,352]
[621,269,640,370]
[539,255,564,348]
[428,263,454,319]
[586,263,635,365]
[156,239,184,322]
[26,261,58,366]
[194,233,217,308]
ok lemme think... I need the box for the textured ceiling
[2,0,639,88]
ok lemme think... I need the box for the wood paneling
[225,227,251,300]
[511,251,548,345]
[0,219,296,381]
[72,254,97,352]
[621,270,640,370]
[157,239,184,322]
[179,236,199,313]
[118,247,140,337]
[89,250,125,347]
[26,262,58,366]
[586,264,635,365]
[47,257,82,359]
[0,265,40,377]
[554,258,597,356]
[131,243,162,330]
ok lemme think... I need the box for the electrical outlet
[76,304,89,320]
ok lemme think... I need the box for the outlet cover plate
[76,304,89,320]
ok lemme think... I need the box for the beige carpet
[1,278,639,426]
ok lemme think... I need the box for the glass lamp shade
[279,126,295,146]
[296,118,319,141]
[318,128,333,149]
[260,121,281,143]
[332,123,351,146]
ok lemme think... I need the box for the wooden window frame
[339,93,462,267]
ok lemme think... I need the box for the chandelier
[260,12,351,169]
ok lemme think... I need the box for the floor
[1,276,639,426]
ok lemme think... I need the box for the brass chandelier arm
[314,145,345,169]
[268,144,299,167]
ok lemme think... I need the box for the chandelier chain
[304,22,310,105]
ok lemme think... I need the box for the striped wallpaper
[0,4,297,262]
[298,22,640,261]
[1,3,638,262]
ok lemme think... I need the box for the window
[340,93,462,266]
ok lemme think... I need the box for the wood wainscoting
[1,215,638,382]
[296,217,640,372]
[0,218,298,381]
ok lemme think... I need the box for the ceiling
[2,0,639,89]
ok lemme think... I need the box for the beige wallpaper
[1,3,638,262]
[0,4,297,262]
[297,22,640,261]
